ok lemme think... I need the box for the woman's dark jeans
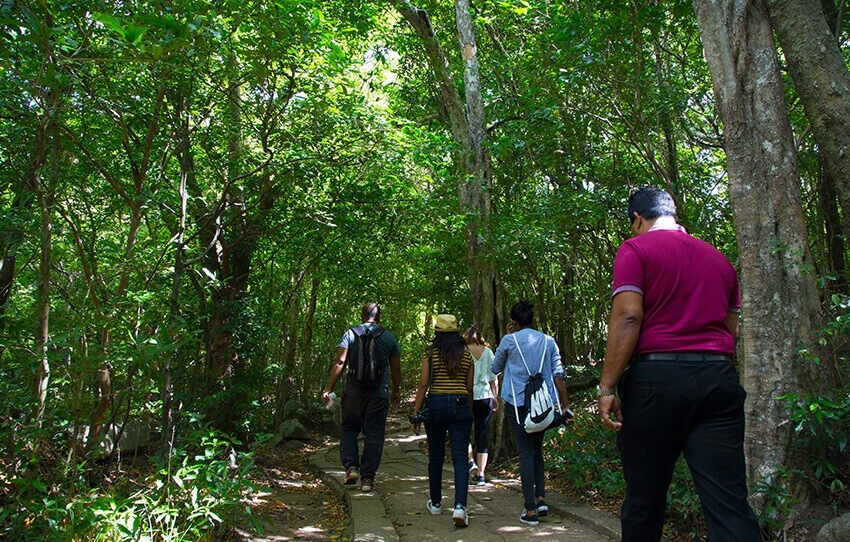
[472,398,495,454]
[507,403,546,511]
[424,394,474,507]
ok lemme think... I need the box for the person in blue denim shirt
[491,300,570,526]
[410,314,474,527]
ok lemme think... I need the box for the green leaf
[124,25,149,45]
[92,12,127,39]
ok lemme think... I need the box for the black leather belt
[632,352,732,363]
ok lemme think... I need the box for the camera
[409,408,430,424]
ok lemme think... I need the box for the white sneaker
[426,500,442,515]
[452,504,469,527]
[344,466,359,485]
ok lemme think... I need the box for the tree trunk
[819,158,848,295]
[300,277,320,402]
[392,0,506,342]
[652,38,686,225]
[206,54,243,386]
[161,92,193,459]
[34,122,60,424]
[454,0,505,342]
[275,292,301,427]
[0,194,29,326]
[693,0,837,506]
[764,0,850,240]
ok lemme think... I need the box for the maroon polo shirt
[611,227,740,356]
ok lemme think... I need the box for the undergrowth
[0,416,257,541]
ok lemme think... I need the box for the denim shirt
[491,328,565,407]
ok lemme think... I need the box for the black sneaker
[468,461,478,476]
[520,511,539,526]
[536,500,548,517]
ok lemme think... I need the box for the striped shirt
[424,348,473,395]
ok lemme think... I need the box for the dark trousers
[472,398,495,454]
[617,360,761,541]
[339,394,389,481]
[507,403,547,511]
[424,394,474,507]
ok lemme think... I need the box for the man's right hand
[599,394,623,432]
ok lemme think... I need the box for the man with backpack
[322,303,401,492]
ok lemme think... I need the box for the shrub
[89,425,257,541]
[0,418,256,541]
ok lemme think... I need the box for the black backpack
[346,324,387,387]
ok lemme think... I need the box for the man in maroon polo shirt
[598,187,760,541]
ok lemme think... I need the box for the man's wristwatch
[596,386,617,397]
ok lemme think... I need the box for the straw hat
[434,314,460,332]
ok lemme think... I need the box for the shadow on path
[309,418,622,541]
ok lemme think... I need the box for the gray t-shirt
[339,323,400,398]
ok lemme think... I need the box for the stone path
[309,423,621,541]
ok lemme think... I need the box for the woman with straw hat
[410,314,474,527]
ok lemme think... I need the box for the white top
[471,347,497,400]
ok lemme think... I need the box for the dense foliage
[1,0,847,539]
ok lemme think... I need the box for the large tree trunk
[205,56,242,385]
[693,0,836,507]
[763,0,850,241]
[392,0,506,342]
[454,0,506,343]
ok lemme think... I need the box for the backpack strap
[369,324,384,339]
[513,334,532,376]
[346,326,362,370]
[538,336,562,416]
[510,334,543,424]
[537,336,547,374]
[509,333,556,424]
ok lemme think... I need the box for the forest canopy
[1,0,848,540]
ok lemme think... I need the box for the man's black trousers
[617,358,761,541]
[339,394,388,481]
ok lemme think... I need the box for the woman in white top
[463,326,499,485]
